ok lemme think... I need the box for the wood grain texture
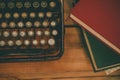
[0,27,120,80]
[0,0,120,80]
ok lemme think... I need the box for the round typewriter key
[16,40,22,46]
[0,3,6,9]
[5,13,11,19]
[0,41,5,46]
[8,40,14,46]
[24,2,31,8]
[3,31,10,37]
[16,2,23,8]
[46,12,52,18]
[24,40,30,46]
[18,22,24,28]
[20,31,26,37]
[40,39,46,45]
[32,40,38,46]
[26,21,32,28]
[28,30,34,37]
[36,30,42,36]
[41,1,47,8]
[49,1,56,8]
[51,21,56,27]
[43,21,49,27]
[0,13,2,18]
[9,22,16,28]
[12,31,18,37]
[38,12,44,18]
[44,30,50,36]
[52,30,58,36]
[34,21,41,27]
[13,12,19,18]
[30,12,36,18]
[8,2,14,8]
[33,2,39,8]
[48,38,55,46]
[1,22,7,28]
[21,12,27,18]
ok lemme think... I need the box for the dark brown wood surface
[0,0,120,80]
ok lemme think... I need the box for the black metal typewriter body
[0,0,64,62]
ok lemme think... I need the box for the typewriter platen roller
[0,0,64,62]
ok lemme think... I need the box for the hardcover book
[70,0,120,54]
[81,29,120,71]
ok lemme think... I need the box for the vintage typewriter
[0,0,64,62]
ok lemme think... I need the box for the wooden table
[0,1,120,80]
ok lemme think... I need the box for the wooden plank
[0,77,120,80]
[64,0,76,25]
[0,71,120,80]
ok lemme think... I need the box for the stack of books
[70,0,120,74]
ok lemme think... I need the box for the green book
[81,29,120,72]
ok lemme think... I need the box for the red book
[70,0,120,54]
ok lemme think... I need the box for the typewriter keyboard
[0,0,63,55]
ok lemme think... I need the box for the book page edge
[70,14,120,54]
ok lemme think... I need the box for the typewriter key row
[0,21,57,28]
[0,12,53,19]
[0,38,55,47]
[0,1,56,9]
[0,30,58,37]
[0,0,62,56]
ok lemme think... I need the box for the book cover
[81,29,120,72]
[70,0,120,54]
